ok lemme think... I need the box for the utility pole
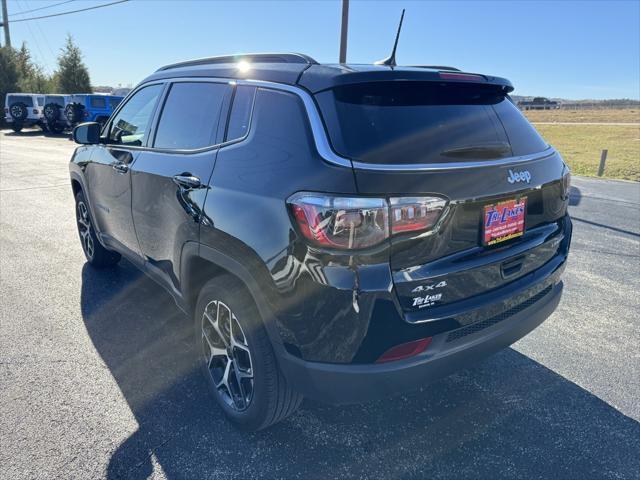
[339,0,349,63]
[1,0,10,48]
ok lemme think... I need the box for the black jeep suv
[69,53,572,430]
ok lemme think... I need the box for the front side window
[154,82,229,150]
[90,97,107,109]
[108,84,163,146]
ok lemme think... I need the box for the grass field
[522,109,639,181]
[524,108,640,123]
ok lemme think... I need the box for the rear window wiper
[440,142,511,159]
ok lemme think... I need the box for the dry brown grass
[534,123,640,181]
[524,108,640,123]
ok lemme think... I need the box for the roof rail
[408,65,461,72]
[157,53,318,72]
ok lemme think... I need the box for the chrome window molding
[350,148,557,172]
[121,76,556,171]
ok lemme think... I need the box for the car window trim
[98,76,555,169]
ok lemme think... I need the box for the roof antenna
[374,9,405,67]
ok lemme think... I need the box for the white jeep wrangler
[4,93,47,133]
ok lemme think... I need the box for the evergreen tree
[0,47,20,125]
[14,42,53,93]
[56,35,91,93]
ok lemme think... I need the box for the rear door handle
[172,173,203,190]
[112,163,129,174]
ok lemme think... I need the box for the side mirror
[73,122,101,145]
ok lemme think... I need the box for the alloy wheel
[201,300,254,411]
[76,201,94,259]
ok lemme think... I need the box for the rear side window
[316,82,547,164]
[109,97,122,108]
[225,86,255,141]
[8,96,34,107]
[37,97,44,106]
[154,82,229,150]
[90,97,106,108]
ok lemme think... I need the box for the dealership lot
[1,131,639,479]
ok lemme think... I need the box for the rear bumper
[277,280,562,405]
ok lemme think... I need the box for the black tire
[11,124,23,133]
[44,103,61,124]
[195,275,302,431]
[9,102,28,122]
[65,102,84,125]
[74,190,121,268]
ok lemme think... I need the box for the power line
[23,0,57,71]
[9,0,130,23]
[9,0,76,17]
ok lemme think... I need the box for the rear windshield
[69,95,87,105]
[316,82,548,164]
[7,95,34,107]
[45,96,65,106]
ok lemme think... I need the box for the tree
[14,42,53,93]
[56,35,91,93]
[0,46,20,125]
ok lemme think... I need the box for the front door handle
[172,173,203,190]
[113,163,129,174]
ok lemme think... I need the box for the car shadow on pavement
[569,185,582,206]
[80,261,640,480]
[3,129,45,137]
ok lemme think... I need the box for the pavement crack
[0,183,69,192]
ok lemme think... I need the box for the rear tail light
[561,170,571,200]
[390,197,447,234]
[376,337,432,363]
[288,193,447,250]
[290,194,388,249]
[4,108,8,114]
[83,111,89,118]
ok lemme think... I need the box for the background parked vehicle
[43,95,72,134]
[64,94,124,128]
[518,97,560,110]
[4,93,47,133]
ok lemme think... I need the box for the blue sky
[5,0,640,99]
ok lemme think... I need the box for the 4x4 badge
[411,280,447,293]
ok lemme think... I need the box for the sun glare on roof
[237,61,251,73]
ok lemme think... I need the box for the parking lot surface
[1,130,639,479]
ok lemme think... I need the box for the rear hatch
[314,76,570,320]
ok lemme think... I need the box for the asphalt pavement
[1,129,639,479]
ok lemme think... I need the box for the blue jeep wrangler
[64,94,124,128]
